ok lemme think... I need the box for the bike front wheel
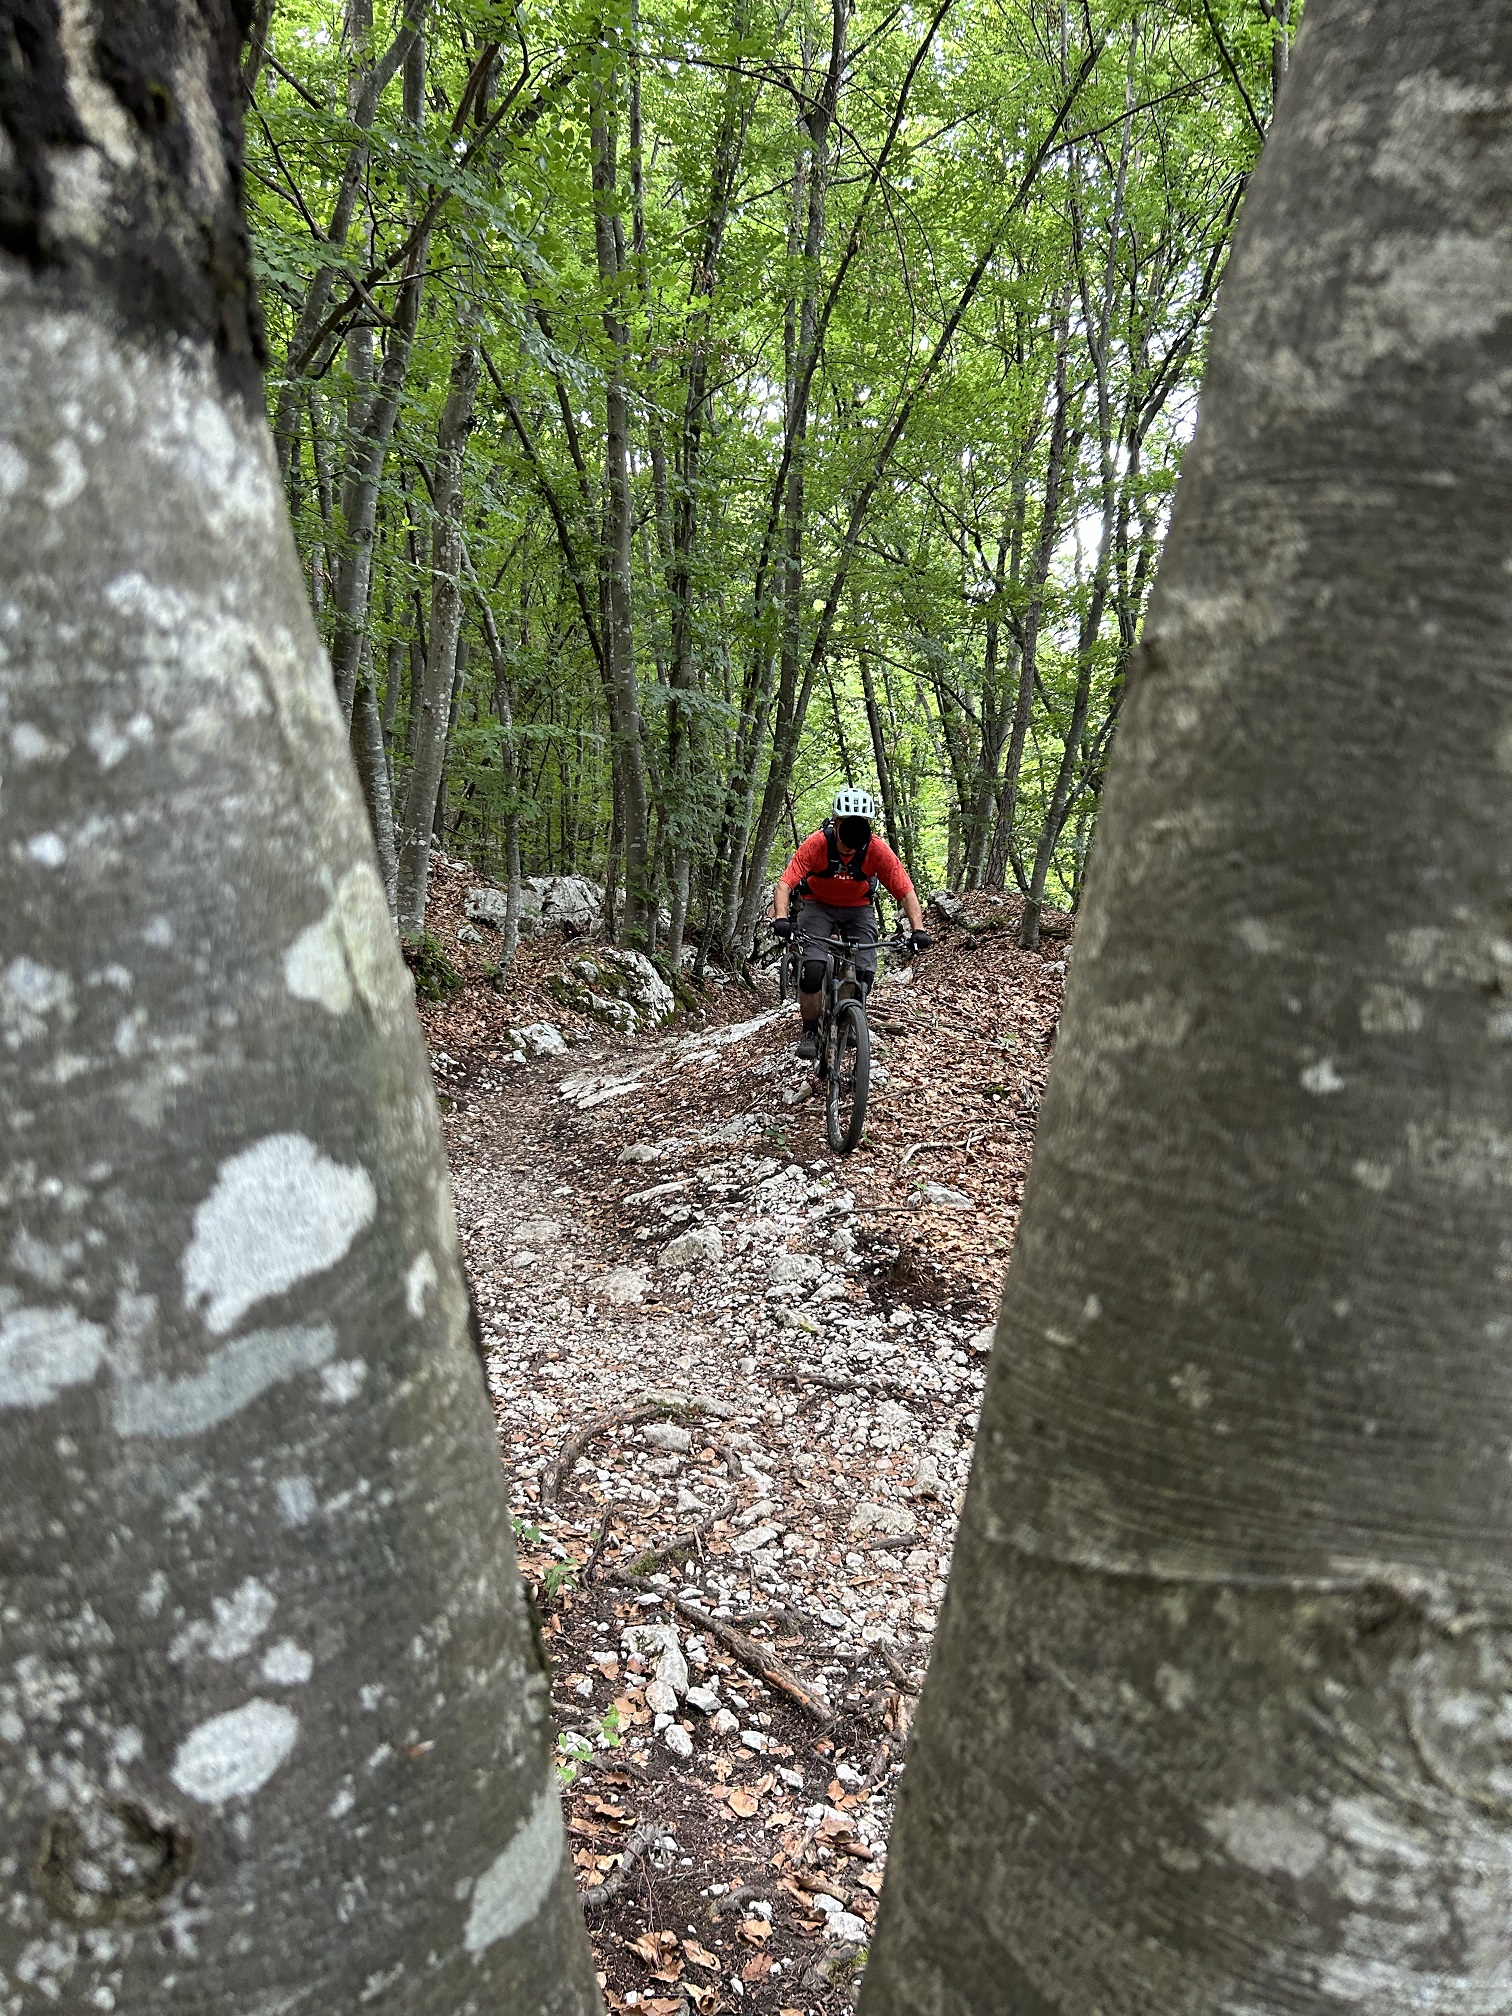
[826,1000,870,1153]
[779,941,800,1003]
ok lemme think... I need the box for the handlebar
[818,932,917,958]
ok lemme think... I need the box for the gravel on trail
[417,856,1068,2014]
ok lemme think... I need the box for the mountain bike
[813,931,911,1154]
[776,931,802,1005]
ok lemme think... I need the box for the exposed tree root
[541,1396,736,1504]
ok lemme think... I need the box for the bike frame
[814,931,911,1070]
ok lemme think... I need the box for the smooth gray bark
[395,344,478,938]
[352,663,400,921]
[590,59,652,943]
[472,582,524,970]
[864,3,1512,2010]
[0,13,598,2013]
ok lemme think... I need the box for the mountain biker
[772,787,931,1060]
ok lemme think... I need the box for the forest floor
[416,858,1069,2014]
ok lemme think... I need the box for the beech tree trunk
[328,33,431,729]
[396,343,478,937]
[864,3,1512,2009]
[590,59,652,943]
[351,662,400,921]
[0,10,598,2013]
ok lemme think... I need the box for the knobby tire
[826,999,870,1154]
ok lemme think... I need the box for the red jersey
[780,829,914,908]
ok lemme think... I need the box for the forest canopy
[245,0,1293,955]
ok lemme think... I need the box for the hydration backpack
[797,820,880,899]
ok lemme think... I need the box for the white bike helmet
[832,786,876,821]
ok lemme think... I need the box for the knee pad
[800,959,827,995]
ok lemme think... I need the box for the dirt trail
[418,864,1067,2013]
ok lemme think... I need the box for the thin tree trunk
[328,32,431,726]
[865,7,1512,2009]
[469,564,525,968]
[396,344,479,937]
[351,656,399,920]
[242,0,277,97]
[432,634,468,847]
[270,0,432,475]
[0,11,598,2010]
[985,293,1075,890]
[859,652,907,867]
[591,54,652,943]
[661,0,754,970]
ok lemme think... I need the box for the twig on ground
[560,1741,649,1780]
[578,1824,677,1910]
[900,1140,956,1168]
[709,1885,760,1919]
[774,1363,924,1408]
[861,1533,913,1551]
[581,1749,648,1779]
[583,1503,616,1582]
[791,1867,851,1899]
[541,1396,735,1503]
[611,1573,833,1723]
[621,1485,736,1572]
[670,1592,833,1724]
[879,1643,921,1694]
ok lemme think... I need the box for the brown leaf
[742,1953,773,1983]
[681,1940,720,1969]
[727,1787,759,1818]
[738,1918,771,1944]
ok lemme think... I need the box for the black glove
[910,930,933,954]
[772,917,793,941]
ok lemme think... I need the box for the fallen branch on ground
[669,1591,833,1724]
[582,1503,616,1583]
[611,1572,833,1724]
[621,1484,737,1572]
[879,1643,922,1694]
[774,1363,925,1409]
[709,1885,760,1919]
[900,1140,957,1168]
[541,1396,738,1504]
[578,1824,678,1910]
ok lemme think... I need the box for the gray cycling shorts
[795,899,879,982]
